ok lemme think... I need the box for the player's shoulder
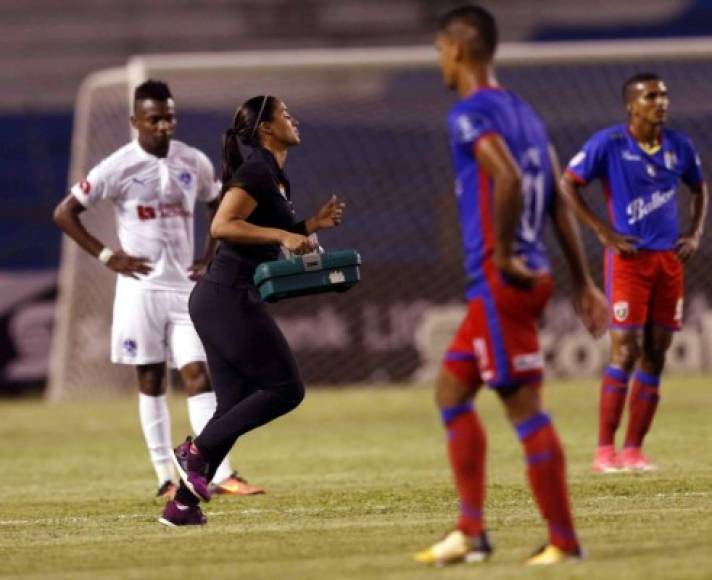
[448,92,498,140]
[453,88,501,114]
[662,127,695,149]
[90,141,141,177]
[103,141,141,164]
[587,124,627,148]
[170,139,212,164]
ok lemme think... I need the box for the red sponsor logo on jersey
[79,179,91,194]
[136,203,190,220]
[137,205,157,220]
[158,202,191,218]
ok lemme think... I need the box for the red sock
[624,371,661,448]
[598,366,630,447]
[516,412,578,552]
[441,403,486,537]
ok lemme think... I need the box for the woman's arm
[211,186,314,253]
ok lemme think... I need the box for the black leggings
[188,276,305,482]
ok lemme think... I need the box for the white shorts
[110,282,206,369]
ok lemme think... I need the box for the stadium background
[3,0,712,396]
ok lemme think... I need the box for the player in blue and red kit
[562,72,708,473]
[415,5,608,567]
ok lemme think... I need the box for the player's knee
[640,349,668,375]
[611,339,642,370]
[180,362,212,396]
[136,364,165,396]
[435,370,472,409]
[183,372,211,396]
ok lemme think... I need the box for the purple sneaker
[158,500,207,527]
[171,436,212,502]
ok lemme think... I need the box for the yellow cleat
[414,530,493,566]
[526,544,583,566]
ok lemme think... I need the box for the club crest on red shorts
[613,301,629,322]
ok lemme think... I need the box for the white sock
[187,392,234,483]
[138,393,176,485]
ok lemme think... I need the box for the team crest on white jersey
[179,171,192,187]
[674,297,684,322]
[613,301,629,322]
[664,151,677,170]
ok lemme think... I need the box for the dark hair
[438,5,498,60]
[622,72,662,104]
[134,79,173,103]
[221,95,278,186]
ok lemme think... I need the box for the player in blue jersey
[561,72,708,473]
[414,5,608,567]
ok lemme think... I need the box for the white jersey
[71,139,220,292]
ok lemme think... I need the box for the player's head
[221,95,300,183]
[435,5,498,89]
[131,79,176,156]
[623,72,668,126]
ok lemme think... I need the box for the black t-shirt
[214,147,305,276]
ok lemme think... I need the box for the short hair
[134,79,173,103]
[622,72,661,104]
[438,5,498,60]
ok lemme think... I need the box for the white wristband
[98,247,114,265]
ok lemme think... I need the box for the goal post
[48,39,712,400]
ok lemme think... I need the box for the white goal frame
[47,38,712,400]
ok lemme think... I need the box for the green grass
[1,377,711,579]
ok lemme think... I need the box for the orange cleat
[156,480,178,502]
[210,472,266,496]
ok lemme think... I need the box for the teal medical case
[253,249,361,302]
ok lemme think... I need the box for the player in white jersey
[53,80,264,500]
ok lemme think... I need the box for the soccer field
[1,377,711,579]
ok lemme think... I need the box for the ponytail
[220,127,243,190]
[220,95,277,196]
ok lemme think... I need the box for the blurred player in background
[561,73,708,473]
[53,80,264,500]
[414,5,608,567]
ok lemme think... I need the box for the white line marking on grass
[0,505,393,527]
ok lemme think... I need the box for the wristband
[98,247,114,265]
[292,220,308,235]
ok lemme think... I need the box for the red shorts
[605,250,683,331]
[443,275,553,390]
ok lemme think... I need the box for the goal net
[48,40,712,399]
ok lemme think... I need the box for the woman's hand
[312,195,346,231]
[281,232,316,255]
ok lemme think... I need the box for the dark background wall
[3,0,712,394]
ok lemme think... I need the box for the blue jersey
[448,87,555,299]
[566,124,704,250]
